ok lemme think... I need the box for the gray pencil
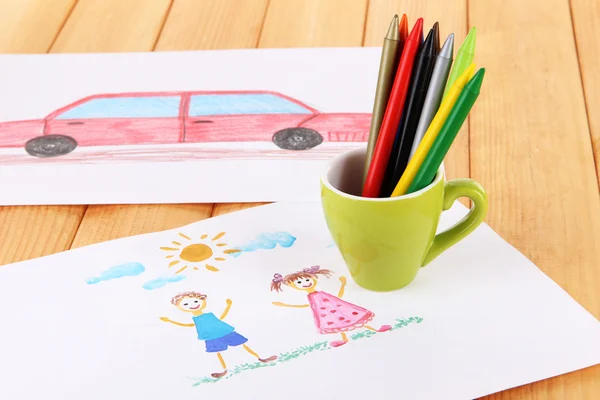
[408,33,454,160]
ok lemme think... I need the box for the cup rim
[320,147,445,202]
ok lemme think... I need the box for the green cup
[320,147,488,291]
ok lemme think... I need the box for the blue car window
[188,93,312,116]
[56,96,182,119]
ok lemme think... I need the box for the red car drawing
[0,90,371,158]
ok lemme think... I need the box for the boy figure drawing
[161,291,277,378]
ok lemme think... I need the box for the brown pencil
[362,14,405,186]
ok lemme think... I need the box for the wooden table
[0,0,598,398]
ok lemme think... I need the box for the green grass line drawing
[189,316,423,387]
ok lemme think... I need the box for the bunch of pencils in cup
[361,14,484,198]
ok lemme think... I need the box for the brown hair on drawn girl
[270,265,333,292]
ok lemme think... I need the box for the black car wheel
[25,134,78,158]
[272,128,323,151]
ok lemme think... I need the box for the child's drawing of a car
[0,90,371,158]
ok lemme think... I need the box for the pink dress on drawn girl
[307,291,374,334]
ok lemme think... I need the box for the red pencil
[362,17,423,198]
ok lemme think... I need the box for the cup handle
[421,178,488,267]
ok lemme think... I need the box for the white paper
[0,201,598,400]
[0,47,388,205]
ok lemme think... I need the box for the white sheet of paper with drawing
[0,202,598,400]
[0,47,383,205]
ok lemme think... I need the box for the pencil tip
[439,33,454,58]
[465,63,476,77]
[423,27,435,44]
[386,15,400,39]
[399,14,409,38]
[432,21,440,52]
[466,67,485,93]
[461,27,476,53]
[422,28,437,56]
[409,17,423,38]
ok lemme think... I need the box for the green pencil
[442,27,476,99]
[408,68,485,193]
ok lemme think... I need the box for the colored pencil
[407,68,485,193]
[391,63,476,197]
[408,32,454,160]
[442,27,476,99]
[362,18,423,198]
[399,13,409,44]
[381,22,439,197]
[362,14,404,186]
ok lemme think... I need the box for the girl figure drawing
[271,266,391,347]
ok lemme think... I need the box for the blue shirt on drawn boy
[192,312,235,340]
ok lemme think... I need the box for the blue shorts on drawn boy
[192,312,248,353]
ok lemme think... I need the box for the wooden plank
[364,0,469,207]
[0,205,85,265]
[0,0,85,266]
[70,204,213,248]
[0,0,77,53]
[50,0,172,52]
[469,0,600,398]
[570,0,600,186]
[156,0,269,50]
[212,203,269,217]
[259,0,368,47]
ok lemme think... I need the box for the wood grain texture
[0,205,84,265]
[156,0,269,50]
[0,0,85,266]
[469,0,600,398]
[50,0,173,52]
[0,0,76,53]
[570,0,600,187]
[364,0,469,207]
[212,202,269,217]
[259,0,368,47]
[70,204,213,248]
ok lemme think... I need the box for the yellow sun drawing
[160,232,240,273]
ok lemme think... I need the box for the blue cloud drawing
[86,262,145,285]
[232,232,296,257]
[142,275,186,290]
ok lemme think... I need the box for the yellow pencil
[390,63,476,197]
